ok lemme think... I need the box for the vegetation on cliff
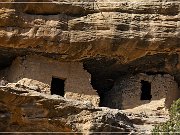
[152,99,180,134]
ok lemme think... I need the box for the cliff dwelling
[0,55,179,111]
[103,73,180,110]
[0,55,100,107]
[0,53,179,114]
[0,0,180,133]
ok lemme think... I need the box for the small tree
[152,99,180,134]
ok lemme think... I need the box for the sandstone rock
[0,0,179,133]
[0,85,134,133]
[0,0,179,62]
[7,78,51,94]
[0,0,179,93]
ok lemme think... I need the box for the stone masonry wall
[104,73,179,110]
[6,55,99,106]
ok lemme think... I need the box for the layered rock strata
[0,84,134,133]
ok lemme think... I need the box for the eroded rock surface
[0,84,134,133]
[0,0,180,133]
[0,0,179,63]
[0,0,179,103]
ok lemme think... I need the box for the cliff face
[0,84,134,132]
[0,0,179,133]
[0,0,179,87]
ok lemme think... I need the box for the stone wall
[5,55,99,106]
[104,73,179,110]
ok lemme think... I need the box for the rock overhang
[0,0,179,132]
[0,0,179,107]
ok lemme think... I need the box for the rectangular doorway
[50,77,65,97]
[140,80,152,100]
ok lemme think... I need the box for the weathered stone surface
[0,0,179,94]
[5,55,100,107]
[103,73,179,109]
[0,85,134,132]
[7,78,50,94]
[0,0,179,61]
[0,0,180,133]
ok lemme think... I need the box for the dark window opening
[50,77,65,96]
[140,80,152,100]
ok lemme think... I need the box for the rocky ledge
[0,83,134,133]
[0,0,179,133]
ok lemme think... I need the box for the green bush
[152,99,180,134]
